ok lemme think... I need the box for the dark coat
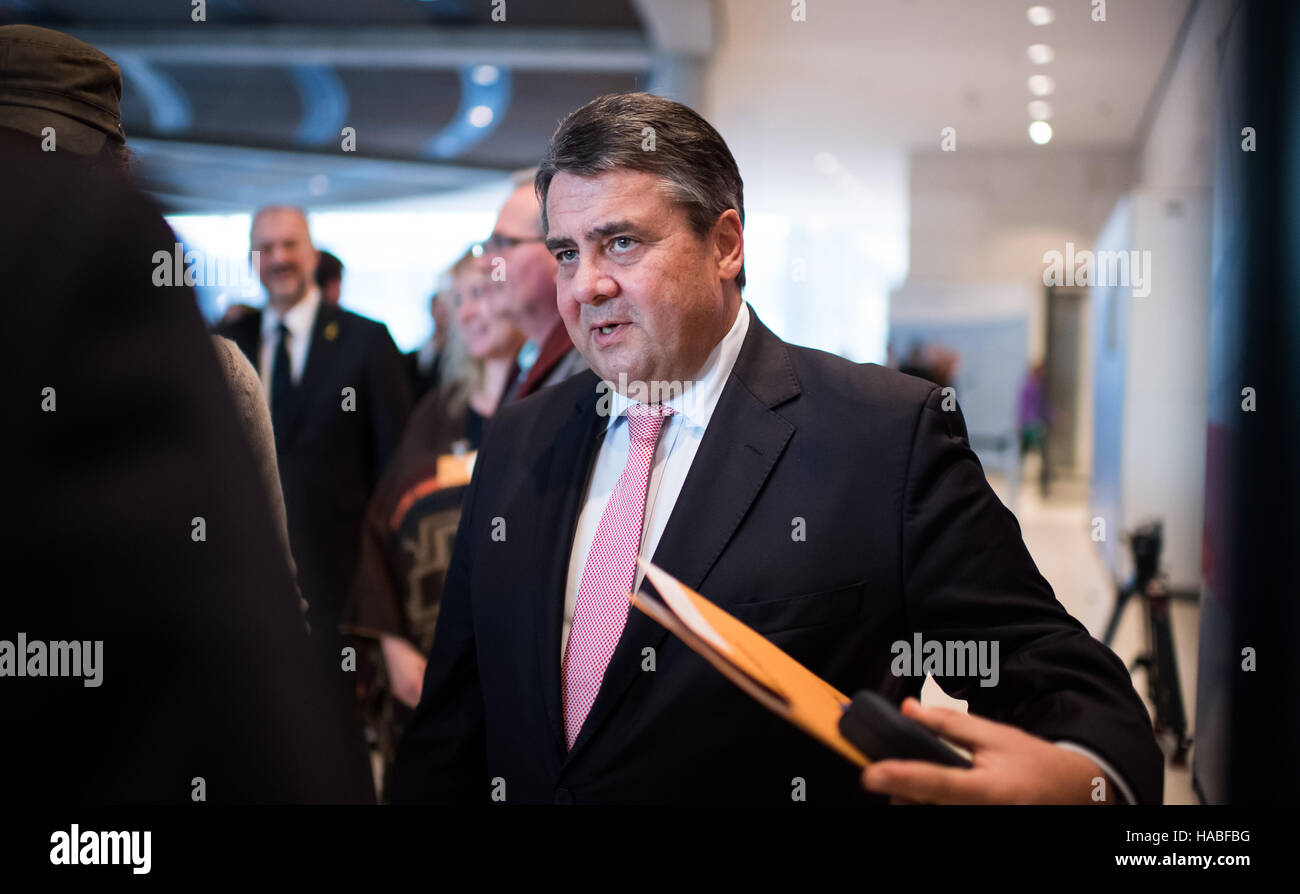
[215,302,411,655]
[0,126,374,802]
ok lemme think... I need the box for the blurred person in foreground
[0,24,370,802]
[391,92,1162,805]
[0,23,302,611]
[343,259,524,799]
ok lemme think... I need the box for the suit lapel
[564,306,800,762]
[533,374,605,758]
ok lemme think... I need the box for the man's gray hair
[535,92,745,289]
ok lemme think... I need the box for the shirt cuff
[1055,741,1140,805]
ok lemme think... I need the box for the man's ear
[712,209,744,282]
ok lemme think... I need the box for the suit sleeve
[388,420,492,803]
[366,324,413,482]
[900,386,1164,804]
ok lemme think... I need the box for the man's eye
[556,249,578,263]
[610,236,637,253]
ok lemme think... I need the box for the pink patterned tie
[562,402,673,750]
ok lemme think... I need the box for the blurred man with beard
[216,207,411,748]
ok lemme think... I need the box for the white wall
[901,148,1135,362]
[699,4,910,362]
[1086,0,1234,588]
[1122,191,1211,589]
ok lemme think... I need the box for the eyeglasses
[472,233,545,256]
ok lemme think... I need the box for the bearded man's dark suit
[216,303,411,678]
[391,303,1163,805]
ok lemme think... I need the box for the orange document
[631,559,869,768]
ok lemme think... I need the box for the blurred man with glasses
[474,170,587,404]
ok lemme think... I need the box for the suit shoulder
[332,307,391,336]
[488,370,599,441]
[213,309,261,342]
[501,369,598,422]
[783,342,937,411]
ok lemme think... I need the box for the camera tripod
[1101,521,1192,766]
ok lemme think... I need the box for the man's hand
[860,697,1115,804]
[380,635,427,710]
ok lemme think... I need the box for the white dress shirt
[560,301,750,663]
[555,299,1137,804]
[258,286,321,401]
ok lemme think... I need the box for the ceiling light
[471,65,499,86]
[1026,6,1054,26]
[1028,74,1056,96]
[1027,44,1055,64]
[1028,120,1053,144]
[468,105,494,127]
[1028,100,1053,120]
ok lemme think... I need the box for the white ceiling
[706,0,1192,150]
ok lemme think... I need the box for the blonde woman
[342,259,524,800]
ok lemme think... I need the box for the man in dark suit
[216,207,412,687]
[392,93,1162,805]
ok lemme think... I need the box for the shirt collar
[605,301,750,432]
[262,286,322,340]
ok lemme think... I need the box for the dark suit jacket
[392,304,1163,804]
[0,126,374,802]
[216,304,411,645]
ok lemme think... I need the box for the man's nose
[571,255,614,306]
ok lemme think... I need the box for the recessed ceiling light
[1028,74,1056,95]
[469,105,494,127]
[1026,6,1054,26]
[1027,44,1055,64]
[1029,120,1053,144]
[471,65,499,86]
[1028,100,1053,120]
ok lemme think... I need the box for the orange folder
[631,559,869,768]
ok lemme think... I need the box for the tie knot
[624,402,672,443]
[277,322,290,339]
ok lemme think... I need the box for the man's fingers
[899,697,1009,750]
[862,758,982,805]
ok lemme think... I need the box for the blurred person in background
[215,207,412,793]
[479,171,588,404]
[343,259,524,799]
[406,286,454,403]
[897,339,961,389]
[316,249,344,306]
